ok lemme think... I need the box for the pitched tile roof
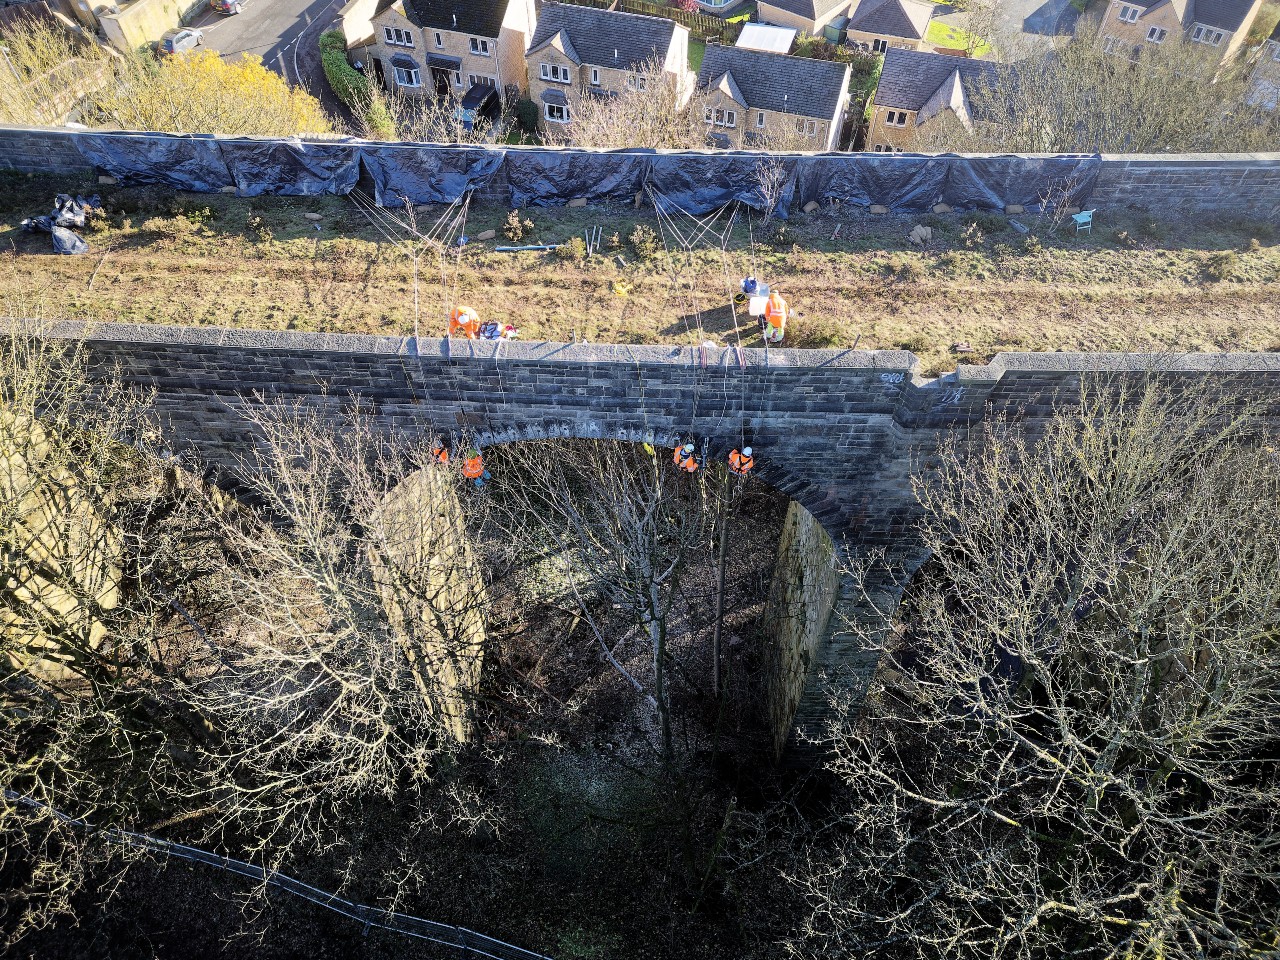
[873,46,997,112]
[758,0,851,23]
[697,44,851,120]
[846,0,935,40]
[1121,0,1260,33]
[402,0,508,37]
[526,2,679,71]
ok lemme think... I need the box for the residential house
[756,0,851,37]
[697,43,851,149]
[358,0,537,101]
[525,2,691,128]
[866,46,996,151]
[1098,0,1265,64]
[1247,18,1280,109]
[844,0,935,52]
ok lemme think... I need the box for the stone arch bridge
[53,322,1280,757]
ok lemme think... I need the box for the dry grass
[3,172,1278,376]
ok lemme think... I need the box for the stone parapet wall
[1,126,1277,218]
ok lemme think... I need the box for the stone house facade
[1098,0,1265,64]
[357,0,535,101]
[866,46,996,151]
[525,2,690,129]
[696,44,851,150]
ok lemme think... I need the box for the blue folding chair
[1072,209,1095,234]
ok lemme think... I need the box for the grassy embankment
[3,172,1278,376]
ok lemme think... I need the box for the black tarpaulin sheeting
[794,154,948,210]
[76,132,234,191]
[359,144,506,206]
[647,152,799,217]
[940,154,1101,211]
[220,137,363,197]
[506,149,651,208]
[52,225,89,255]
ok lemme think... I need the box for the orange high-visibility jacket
[462,453,485,479]
[449,306,480,338]
[763,292,787,330]
[729,449,754,476]
[431,445,450,465]
[673,445,698,473]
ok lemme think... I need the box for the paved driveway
[187,0,352,124]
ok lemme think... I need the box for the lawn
[689,37,706,73]
[3,172,1278,377]
[925,19,994,57]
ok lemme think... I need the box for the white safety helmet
[742,447,752,457]
[682,444,694,454]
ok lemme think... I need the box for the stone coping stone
[30,320,1280,381]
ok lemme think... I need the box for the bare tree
[486,439,724,764]
[918,25,1280,153]
[176,401,494,870]
[788,379,1280,960]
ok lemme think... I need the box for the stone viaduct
[51,322,1280,758]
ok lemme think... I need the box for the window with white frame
[707,106,735,127]
[591,67,600,85]
[384,27,414,47]
[1146,26,1166,42]
[394,65,421,86]
[470,37,490,56]
[626,73,647,91]
[805,119,818,137]
[1191,25,1223,44]
[756,111,765,128]
[540,62,572,83]
[872,37,888,53]
[468,74,497,88]
[885,109,907,126]
[1118,4,1139,22]
[545,102,569,122]
[434,31,443,47]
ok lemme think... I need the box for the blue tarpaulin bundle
[20,193,100,254]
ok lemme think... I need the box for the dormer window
[470,37,490,56]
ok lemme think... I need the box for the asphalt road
[187,0,353,125]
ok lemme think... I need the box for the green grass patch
[925,20,993,57]
[688,38,706,73]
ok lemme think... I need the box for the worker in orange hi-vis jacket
[673,443,699,473]
[449,305,481,339]
[728,447,754,477]
[461,449,490,487]
[430,442,450,466]
[762,291,787,344]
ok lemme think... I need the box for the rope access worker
[449,305,481,339]
[462,448,490,487]
[762,291,787,345]
[728,447,754,477]
[673,442,699,474]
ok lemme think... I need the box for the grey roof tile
[697,44,851,119]
[402,0,507,37]
[526,2,679,71]
[758,0,851,23]
[846,0,934,40]
[873,46,997,112]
